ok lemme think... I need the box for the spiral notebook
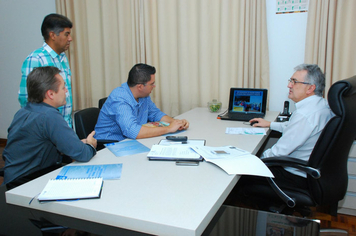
[38,178,103,202]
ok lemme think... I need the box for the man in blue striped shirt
[95,63,190,141]
[19,13,73,127]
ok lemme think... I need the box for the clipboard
[147,139,206,161]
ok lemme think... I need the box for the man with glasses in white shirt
[250,64,334,179]
[249,64,334,186]
[225,64,334,206]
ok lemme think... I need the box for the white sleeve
[270,121,289,133]
[262,112,313,158]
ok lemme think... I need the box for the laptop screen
[228,88,268,115]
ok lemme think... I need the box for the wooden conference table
[5,107,279,236]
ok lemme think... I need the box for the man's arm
[19,57,41,107]
[250,117,288,133]
[80,131,98,149]
[261,113,312,158]
[160,115,190,130]
[136,118,184,139]
[136,115,190,139]
[46,110,96,162]
[146,98,189,130]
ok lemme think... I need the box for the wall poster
[276,0,309,14]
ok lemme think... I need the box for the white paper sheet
[191,146,273,177]
[147,145,202,160]
[225,127,266,135]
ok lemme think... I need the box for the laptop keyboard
[229,113,264,121]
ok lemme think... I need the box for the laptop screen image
[229,88,267,115]
[220,88,268,121]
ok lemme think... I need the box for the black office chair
[98,97,108,109]
[74,107,118,151]
[239,75,356,217]
[0,146,5,177]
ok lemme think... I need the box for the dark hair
[294,64,325,96]
[127,63,156,87]
[27,67,61,103]
[41,13,73,41]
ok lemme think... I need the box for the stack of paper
[147,145,203,161]
[147,139,206,161]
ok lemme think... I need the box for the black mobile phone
[282,101,290,115]
[166,136,188,142]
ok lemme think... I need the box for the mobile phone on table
[166,136,188,142]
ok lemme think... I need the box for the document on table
[147,144,203,161]
[191,146,273,177]
[226,127,266,135]
[105,139,150,157]
[38,178,103,202]
[56,164,123,180]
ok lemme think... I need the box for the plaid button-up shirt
[19,42,73,127]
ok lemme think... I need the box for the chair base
[320,229,348,236]
[267,204,312,217]
[224,192,312,217]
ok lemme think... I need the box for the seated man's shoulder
[25,103,63,122]
[109,87,133,103]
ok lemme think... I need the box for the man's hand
[249,118,271,127]
[167,119,184,133]
[178,119,189,130]
[136,117,190,139]
[84,131,97,148]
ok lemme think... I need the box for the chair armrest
[267,177,296,208]
[255,156,319,210]
[97,139,119,144]
[96,139,119,151]
[262,156,321,179]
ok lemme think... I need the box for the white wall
[0,0,308,139]
[265,0,308,113]
[0,0,56,138]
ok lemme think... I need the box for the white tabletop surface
[5,107,279,236]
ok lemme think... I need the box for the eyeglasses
[136,82,156,87]
[143,82,156,87]
[288,78,311,85]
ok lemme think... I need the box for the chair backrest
[98,97,108,109]
[308,75,356,205]
[74,107,101,140]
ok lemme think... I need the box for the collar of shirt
[26,102,58,111]
[122,82,143,108]
[295,95,320,110]
[43,42,66,62]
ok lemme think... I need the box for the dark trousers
[225,166,308,206]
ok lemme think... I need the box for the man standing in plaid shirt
[19,13,73,127]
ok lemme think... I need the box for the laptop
[219,88,268,121]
